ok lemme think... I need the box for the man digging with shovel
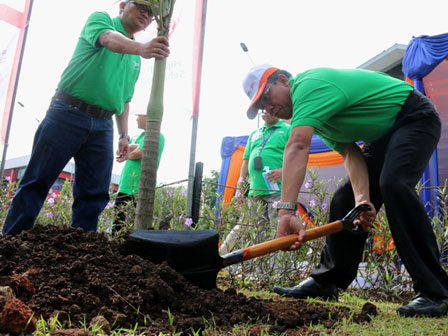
[242,64,448,317]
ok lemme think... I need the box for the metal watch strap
[276,202,298,211]
[119,134,130,141]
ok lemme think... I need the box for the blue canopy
[402,32,448,94]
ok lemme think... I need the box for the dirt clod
[0,298,36,335]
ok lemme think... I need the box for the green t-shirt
[290,68,414,153]
[58,12,141,115]
[244,120,291,196]
[118,131,165,196]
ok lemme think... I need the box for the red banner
[0,0,33,145]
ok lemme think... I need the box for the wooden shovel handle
[241,220,343,261]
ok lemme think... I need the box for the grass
[29,290,448,336]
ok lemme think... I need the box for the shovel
[122,204,371,289]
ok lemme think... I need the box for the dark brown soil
[0,225,377,334]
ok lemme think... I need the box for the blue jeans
[2,99,114,235]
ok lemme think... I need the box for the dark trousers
[2,99,113,235]
[113,192,136,234]
[311,90,448,300]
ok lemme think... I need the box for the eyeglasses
[257,81,276,111]
[128,1,153,16]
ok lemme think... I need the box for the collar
[263,119,284,130]
[113,16,135,40]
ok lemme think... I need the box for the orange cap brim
[246,67,279,119]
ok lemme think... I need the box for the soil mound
[0,225,374,334]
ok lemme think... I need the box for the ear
[119,1,127,14]
[277,74,290,87]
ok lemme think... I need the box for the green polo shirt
[118,131,165,196]
[290,68,413,153]
[58,12,141,114]
[244,120,291,196]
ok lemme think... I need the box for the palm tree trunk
[135,57,167,229]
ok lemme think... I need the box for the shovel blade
[122,229,223,289]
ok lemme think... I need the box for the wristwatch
[276,202,298,211]
[119,134,130,141]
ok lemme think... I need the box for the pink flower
[5,176,10,181]
[272,201,278,208]
[46,212,54,219]
[309,199,316,208]
[47,197,55,206]
[185,218,193,227]
[321,203,328,210]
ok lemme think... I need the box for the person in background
[242,64,448,317]
[113,111,165,235]
[2,1,169,236]
[219,112,291,254]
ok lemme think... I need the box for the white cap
[242,64,279,119]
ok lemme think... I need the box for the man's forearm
[281,142,309,203]
[342,143,370,203]
[115,103,130,136]
[99,31,142,55]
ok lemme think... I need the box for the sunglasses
[257,81,277,111]
[128,1,153,16]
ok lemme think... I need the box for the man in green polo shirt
[219,112,291,254]
[3,1,169,236]
[242,64,448,317]
[113,111,165,235]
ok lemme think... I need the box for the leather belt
[53,90,114,119]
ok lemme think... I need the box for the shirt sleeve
[290,78,348,129]
[243,134,253,160]
[80,11,114,48]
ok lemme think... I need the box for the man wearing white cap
[242,64,448,317]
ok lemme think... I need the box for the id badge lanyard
[254,127,277,170]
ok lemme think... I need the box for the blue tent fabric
[216,136,248,211]
[402,33,448,94]
[220,136,249,159]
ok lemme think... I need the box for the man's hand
[140,36,170,59]
[268,169,282,183]
[353,200,377,232]
[116,138,130,163]
[277,209,306,251]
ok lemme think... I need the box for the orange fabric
[405,76,415,86]
[373,233,395,255]
[307,151,344,167]
[297,202,315,228]
[222,145,246,207]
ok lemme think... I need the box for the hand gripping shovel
[122,204,371,289]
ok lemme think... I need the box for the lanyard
[257,127,277,156]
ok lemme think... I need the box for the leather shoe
[273,277,338,301]
[397,294,448,317]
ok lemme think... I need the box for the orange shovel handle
[241,221,343,261]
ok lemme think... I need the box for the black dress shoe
[397,294,448,317]
[273,277,338,301]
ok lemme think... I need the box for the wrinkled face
[256,74,293,120]
[120,1,153,34]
